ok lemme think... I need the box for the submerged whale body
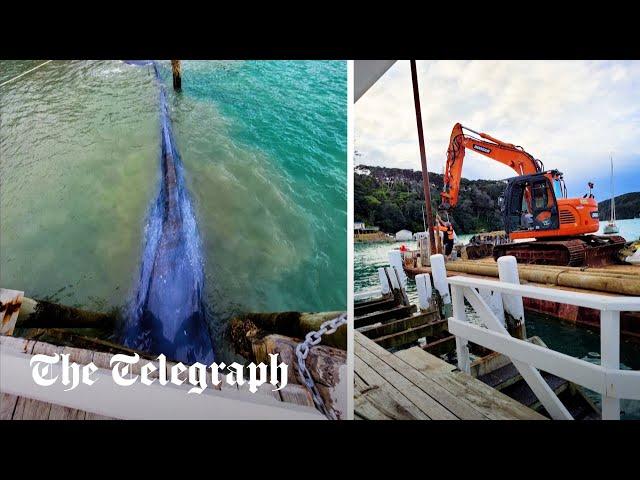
[122,64,214,364]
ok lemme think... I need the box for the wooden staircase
[355,290,450,351]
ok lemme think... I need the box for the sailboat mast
[610,156,615,222]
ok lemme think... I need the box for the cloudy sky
[355,60,640,200]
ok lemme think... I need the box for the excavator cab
[502,173,559,234]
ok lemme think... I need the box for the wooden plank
[396,346,546,420]
[72,350,115,420]
[354,349,430,420]
[13,341,62,419]
[354,297,398,316]
[356,335,468,420]
[0,288,24,336]
[422,335,456,357]
[355,304,416,328]
[372,320,448,350]
[279,383,315,408]
[0,393,19,420]
[48,346,94,420]
[1,336,36,419]
[358,311,441,338]
[354,387,422,420]
[256,382,283,401]
[355,356,428,420]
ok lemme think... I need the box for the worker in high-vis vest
[436,215,456,260]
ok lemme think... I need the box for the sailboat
[604,156,619,235]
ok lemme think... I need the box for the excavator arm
[440,123,544,209]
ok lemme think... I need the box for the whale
[122,64,214,365]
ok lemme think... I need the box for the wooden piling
[415,273,433,311]
[16,297,114,330]
[171,60,181,90]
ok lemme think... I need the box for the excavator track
[492,235,626,267]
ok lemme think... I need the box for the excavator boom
[441,123,543,209]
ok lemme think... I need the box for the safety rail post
[451,284,470,374]
[497,256,526,339]
[600,309,621,420]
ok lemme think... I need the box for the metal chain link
[295,313,347,420]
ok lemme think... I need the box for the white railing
[446,274,640,420]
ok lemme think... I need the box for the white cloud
[355,60,640,196]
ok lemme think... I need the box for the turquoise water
[354,217,640,419]
[1,60,346,359]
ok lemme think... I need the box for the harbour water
[354,218,640,419]
[1,60,347,360]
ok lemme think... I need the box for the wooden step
[422,335,456,357]
[499,372,568,410]
[354,304,416,328]
[354,294,392,309]
[354,297,399,316]
[372,319,449,350]
[357,333,545,420]
[358,310,440,338]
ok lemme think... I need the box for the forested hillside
[354,165,506,235]
[598,192,640,220]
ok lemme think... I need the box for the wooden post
[171,60,181,90]
[430,254,450,306]
[388,250,407,291]
[451,284,470,374]
[410,60,437,254]
[600,309,620,420]
[378,267,391,295]
[497,256,527,339]
[415,273,433,311]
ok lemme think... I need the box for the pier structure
[354,261,543,419]
[403,254,640,341]
[446,269,640,420]
[356,252,640,420]
[0,288,338,420]
[355,329,544,420]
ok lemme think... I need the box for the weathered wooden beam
[373,320,449,350]
[354,296,398,316]
[16,297,114,330]
[171,60,181,90]
[242,331,347,419]
[354,304,416,329]
[0,288,24,335]
[19,328,157,360]
[359,311,441,339]
[231,311,346,350]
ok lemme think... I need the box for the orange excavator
[440,123,625,266]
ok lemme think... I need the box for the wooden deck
[354,331,545,420]
[0,335,321,420]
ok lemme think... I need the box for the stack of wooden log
[229,311,348,420]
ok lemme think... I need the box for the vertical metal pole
[410,60,437,254]
[601,309,620,420]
